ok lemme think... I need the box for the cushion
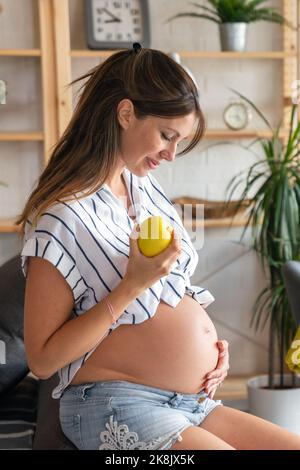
[0,374,38,449]
[0,255,28,395]
[33,373,77,450]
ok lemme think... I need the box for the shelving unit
[70,49,296,59]
[0,0,58,234]
[0,218,21,234]
[0,49,41,57]
[0,0,298,234]
[204,129,288,140]
[0,2,58,160]
[0,132,43,141]
[55,0,298,135]
[184,213,249,229]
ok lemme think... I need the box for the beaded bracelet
[103,296,118,324]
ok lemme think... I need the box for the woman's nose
[160,143,177,162]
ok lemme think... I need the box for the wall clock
[85,0,151,50]
[223,101,252,131]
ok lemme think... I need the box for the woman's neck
[106,163,126,197]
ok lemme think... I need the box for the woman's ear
[117,99,135,130]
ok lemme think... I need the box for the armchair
[0,255,76,450]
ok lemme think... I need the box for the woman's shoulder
[24,198,81,236]
[41,199,77,221]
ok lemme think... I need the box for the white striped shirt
[21,168,214,399]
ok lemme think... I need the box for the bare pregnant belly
[70,294,219,394]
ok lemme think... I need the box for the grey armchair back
[282,261,300,325]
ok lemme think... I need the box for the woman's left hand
[202,340,229,399]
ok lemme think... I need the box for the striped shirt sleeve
[21,209,87,304]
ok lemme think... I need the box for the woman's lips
[146,157,160,169]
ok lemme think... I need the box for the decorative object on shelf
[167,52,198,88]
[0,80,6,105]
[227,91,300,431]
[171,196,251,220]
[85,0,151,50]
[223,100,252,130]
[165,1,292,52]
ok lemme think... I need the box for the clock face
[223,102,251,130]
[86,0,150,49]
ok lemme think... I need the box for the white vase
[247,374,300,435]
[167,52,198,87]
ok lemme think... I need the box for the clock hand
[105,18,122,23]
[100,7,121,23]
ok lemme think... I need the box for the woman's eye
[161,133,172,142]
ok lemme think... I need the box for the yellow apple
[138,216,174,257]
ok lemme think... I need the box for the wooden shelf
[0,49,41,57]
[0,219,21,234]
[0,129,283,142]
[179,51,297,59]
[70,49,296,59]
[0,132,44,141]
[203,129,287,139]
[71,49,117,58]
[184,213,249,228]
[1,130,280,142]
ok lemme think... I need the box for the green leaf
[165,0,291,25]
[251,285,272,331]
[189,2,220,18]
[247,0,270,8]
[165,12,221,24]
[225,95,300,388]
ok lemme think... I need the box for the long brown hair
[16,47,205,235]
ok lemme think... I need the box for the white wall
[0,0,290,374]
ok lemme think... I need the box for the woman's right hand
[123,223,182,293]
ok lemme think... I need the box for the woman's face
[117,99,197,177]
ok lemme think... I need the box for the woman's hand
[202,340,229,399]
[124,223,182,294]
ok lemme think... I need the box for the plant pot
[247,374,300,435]
[219,23,248,52]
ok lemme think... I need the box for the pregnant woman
[17,45,300,450]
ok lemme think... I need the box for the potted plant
[226,92,300,433]
[165,1,291,52]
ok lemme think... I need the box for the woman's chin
[128,161,152,177]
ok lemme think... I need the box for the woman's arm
[24,257,143,379]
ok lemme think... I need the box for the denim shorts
[59,380,223,450]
